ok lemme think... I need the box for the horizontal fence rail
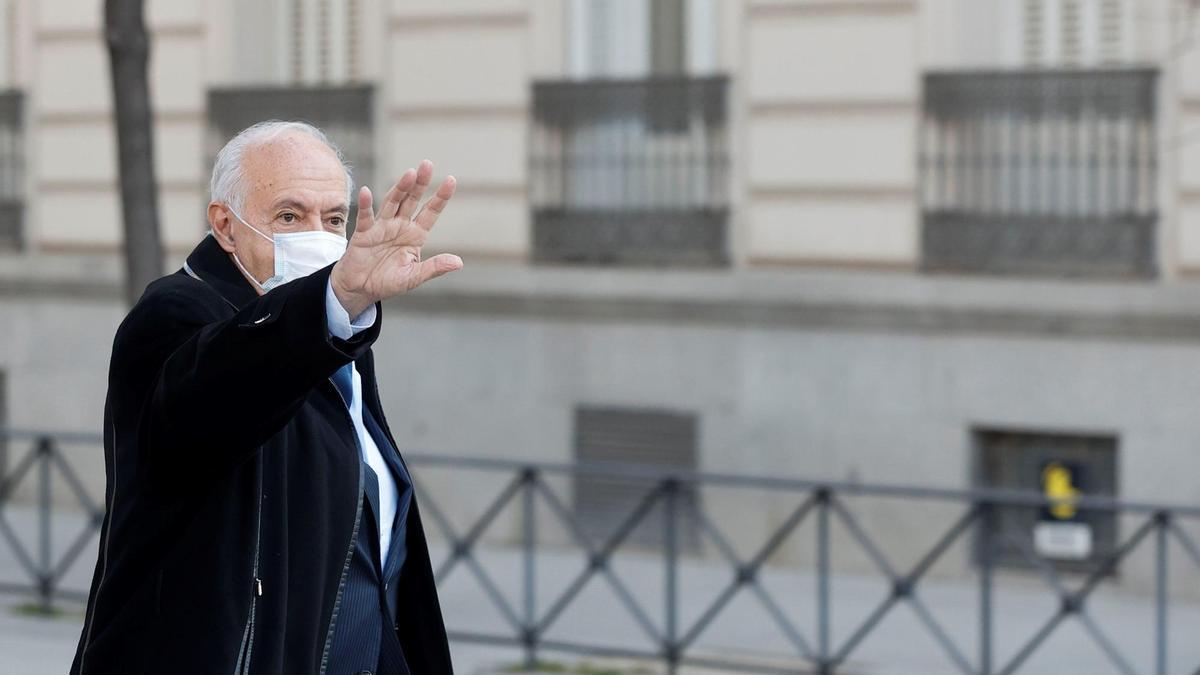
[2,429,1199,674]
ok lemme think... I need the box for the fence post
[816,487,831,674]
[663,478,679,675]
[1155,511,1168,675]
[522,467,537,671]
[979,501,993,675]
[37,436,53,613]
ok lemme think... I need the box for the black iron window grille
[530,76,730,266]
[0,90,24,251]
[920,68,1157,278]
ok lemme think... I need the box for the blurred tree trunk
[106,0,162,307]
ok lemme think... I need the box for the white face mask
[227,207,348,292]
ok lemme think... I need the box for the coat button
[358,671,372,675]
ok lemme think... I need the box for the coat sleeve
[120,263,381,483]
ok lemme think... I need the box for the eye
[328,216,346,228]
[280,212,297,224]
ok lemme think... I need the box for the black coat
[70,235,453,674]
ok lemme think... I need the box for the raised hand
[330,159,463,318]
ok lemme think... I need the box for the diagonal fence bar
[828,504,981,672]
[996,514,1162,675]
[677,491,819,657]
[532,475,664,644]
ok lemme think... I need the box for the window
[572,406,700,551]
[210,1,373,227]
[1021,0,1129,67]
[207,85,375,215]
[567,0,715,79]
[0,91,23,251]
[532,0,728,266]
[229,0,364,85]
[975,428,1119,574]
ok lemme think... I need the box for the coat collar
[183,233,261,310]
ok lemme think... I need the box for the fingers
[378,169,416,220]
[397,159,434,222]
[353,186,374,235]
[413,175,456,232]
[414,253,463,286]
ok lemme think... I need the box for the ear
[208,202,237,253]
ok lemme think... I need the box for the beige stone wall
[741,0,919,267]
[18,0,205,255]
[2,0,1195,273]
[381,0,540,260]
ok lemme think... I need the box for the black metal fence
[920,69,1158,278]
[530,76,730,266]
[3,429,1200,675]
[0,90,24,251]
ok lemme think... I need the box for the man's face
[208,132,350,292]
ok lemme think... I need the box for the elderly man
[70,121,461,674]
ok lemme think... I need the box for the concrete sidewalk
[2,505,1199,674]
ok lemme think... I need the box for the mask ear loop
[227,207,276,244]
[225,207,275,291]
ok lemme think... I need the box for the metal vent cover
[572,405,700,551]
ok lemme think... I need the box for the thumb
[353,186,374,235]
[414,253,464,287]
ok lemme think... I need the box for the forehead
[241,133,348,211]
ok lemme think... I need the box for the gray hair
[209,120,354,214]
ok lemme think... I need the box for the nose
[302,213,325,232]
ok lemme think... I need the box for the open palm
[330,159,463,317]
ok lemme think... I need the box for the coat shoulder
[112,271,229,358]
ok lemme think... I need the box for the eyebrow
[270,198,349,215]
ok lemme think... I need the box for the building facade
[1,0,1199,592]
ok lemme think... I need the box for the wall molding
[748,0,917,19]
[389,104,527,121]
[388,11,528,32]
[750,99,916,117]
[750,185,915,201]
[3,255,1200,344]
[38,179,204,194]
[36,23,204,43]
[36,110,204,125]
[746,256,915,272]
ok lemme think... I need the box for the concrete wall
[5,262,1200,594]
